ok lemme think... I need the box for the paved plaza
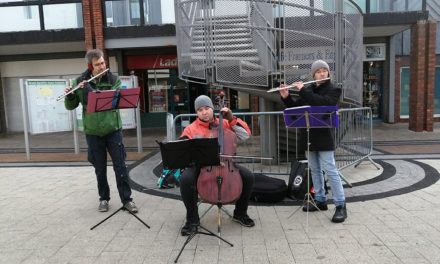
[1,123,440,264]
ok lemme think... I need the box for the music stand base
[90,206,150,230]
[288,193,329,219]
[174,224,233,263]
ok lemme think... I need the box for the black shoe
[232,214,255,227]
[180,222,198,236]
[332,204,347,223]
[302,200,328,212]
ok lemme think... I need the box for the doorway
[363,61,383,120]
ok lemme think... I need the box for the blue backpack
[157,169,181,189]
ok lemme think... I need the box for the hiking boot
[331,204,347,223]
[302,200,328,212]
[98,200,109,212]
[180,222,198,236]
[124,201,138,214]
[232,214,255,227]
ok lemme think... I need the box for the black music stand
[283,106,338,223]
[87,87,140,113]
[158,138,220,170]
[157,139,234,263]
[88,87,149,230]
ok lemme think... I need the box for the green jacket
[65,69,123,136]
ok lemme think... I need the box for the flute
[56,68,110,101]
[266,77,330,93]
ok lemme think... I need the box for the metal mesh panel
[212,1,271,87]
[175,0,363,105]
[176,0,206,80]
[282,0,335,85]
[343,0,363,105]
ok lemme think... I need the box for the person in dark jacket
[178,95,255,236]
[279,59,347,223]
[64,49,138,214]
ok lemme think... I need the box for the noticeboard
[119,76,137,129]
[25,80,72,134]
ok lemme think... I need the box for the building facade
[0,0,439,133]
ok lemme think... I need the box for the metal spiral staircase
[175,0,364,105]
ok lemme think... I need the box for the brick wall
[409,20,437,132]
[82,0,93,50]
[425,21,437,130]
[92,0,104,51]
[82,0,105,54]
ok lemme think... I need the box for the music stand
[283,106,338,225]
[88,87,149,230]
[157,138,234,263]
[157,138,220,169]
[87,87,140,113]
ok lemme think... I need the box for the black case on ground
[250,173,287,203]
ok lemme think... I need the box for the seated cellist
[178,95,255,236]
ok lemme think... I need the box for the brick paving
[0,123,440,263]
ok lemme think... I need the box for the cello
[196,99,243,237]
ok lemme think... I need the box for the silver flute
[56,68,110,101]
[266,77,330,93]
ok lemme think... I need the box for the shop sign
[279,47,335,66]
[364,43,386,61]
[126,54,178,69]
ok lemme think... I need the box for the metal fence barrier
[335,107,380,185]
[167,107,377,186]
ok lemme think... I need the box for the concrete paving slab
[1,122,440,263]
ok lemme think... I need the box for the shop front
[125,53,250,128]
[363,43,385,121]
[125,54,188,128]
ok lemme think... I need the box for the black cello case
[250,173,287,203]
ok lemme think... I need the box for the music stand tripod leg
[126,209,151,228]
[90,206,123,230]
[90,206,150,230]
[174,223,233,263]
[174,228,198,263]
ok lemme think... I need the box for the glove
[221,108,234,122]
[66,92,75,100]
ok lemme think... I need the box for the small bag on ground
[157,168,182,189]
[287,160,314,200]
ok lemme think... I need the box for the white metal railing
[167,107,377,186]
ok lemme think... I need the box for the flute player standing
[279,59,347,223]
[64,49,138,214]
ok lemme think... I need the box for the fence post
[259,98,278,164]
[19,79,31,160]
[167,113,175,141]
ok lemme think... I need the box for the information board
[119,76,137,129]
[25,80,72,134]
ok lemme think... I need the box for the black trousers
[179,165,254,223]
[86,130,132,204]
